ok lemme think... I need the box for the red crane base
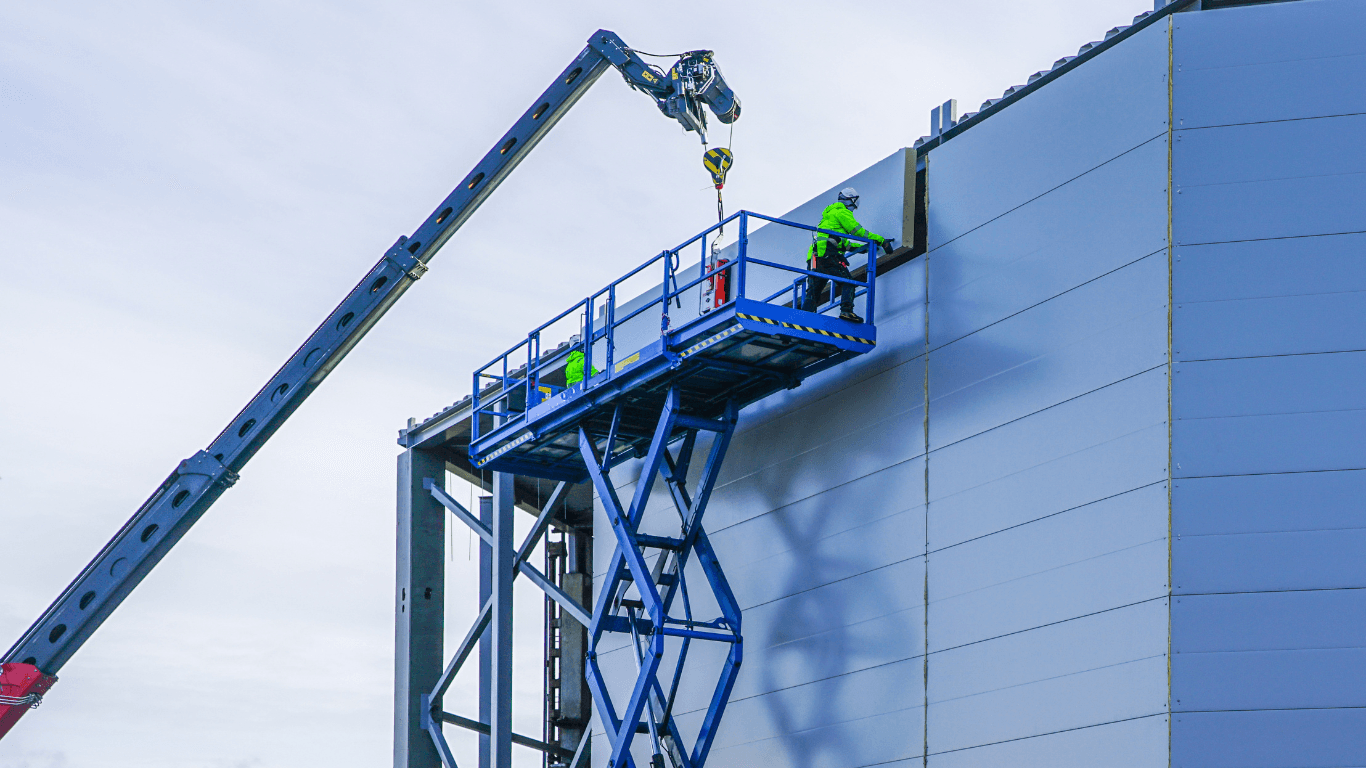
[0,663,57,739]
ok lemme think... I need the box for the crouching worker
[801,187,894,323]
[565,348,598,387]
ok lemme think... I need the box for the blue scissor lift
[468,211,880,768]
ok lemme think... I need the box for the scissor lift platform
[457,211,883,768]
[471,297,874,481]
[468,211,881,483]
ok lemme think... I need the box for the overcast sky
[1,1,1153,765]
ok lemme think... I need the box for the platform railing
[471,210,879,444]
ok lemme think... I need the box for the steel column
[558,530,592,761]
[396,447,447,768]
[491,473,516,768]
[479,496,493,768]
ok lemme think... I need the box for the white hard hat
[837,187,860,209]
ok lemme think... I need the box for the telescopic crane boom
[0,29,739,740]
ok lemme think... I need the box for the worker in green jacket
[565,349,598,387]
[801,187,894,322]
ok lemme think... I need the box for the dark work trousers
[801,256,855,313]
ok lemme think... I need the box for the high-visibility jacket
[566,350,598,386]
[808,202,888,262]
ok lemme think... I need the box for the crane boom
[0,28,739,739]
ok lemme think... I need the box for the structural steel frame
[405,385,743,768]
[416,471,593,768]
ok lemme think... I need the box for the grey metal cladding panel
[1174,352,1366,421]
[1172,353,1366,474]
[1172,708,1366,768]
[728,605,924,704]
[689,658,923,754]
[1176,0,1366,72]
[737,256,927,433]
[1173,647,1366,711]
[1173,590,1366,653]
[1174,232,1366,305]
[690,705,925,768]
[929,254,1167,451]
[707,465,925,617]
[927,655,1167,755]
[1172,410,1366,478]
[930,481,1167,604]
[1172,234,1366,360]
[928,714,1168,768]
[927,539,1167,653]
[1174,0,1366,129]
[717,355,926,493]
[1178,114,1366,188]
[930,598,1167,705]
[1174,290,1366,361]
[928,135,1167,350]
[1173,147,1366,247]
[723,508,923,611]
[714,473,924,600]
[1173,470,1366,537]
[667,558,925,714]
[590,732,608,768]
[929,426,1167,551]
[1173,528,1366,594]
[736,555,923,650]
[928,366,1167,504]
[709,458,925,568]
[705,408,925,535]
[933,481,1165,600]
[931,308,1166,453]
[927,20,1168,248]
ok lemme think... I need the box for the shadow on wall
[747,436,914,767]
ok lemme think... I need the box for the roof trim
[916,0,1198,160]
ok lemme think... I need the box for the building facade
[588,1,1366,765]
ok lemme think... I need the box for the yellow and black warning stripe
[679,325,742,359]
[737,313,875,346]
[475,430,534,467]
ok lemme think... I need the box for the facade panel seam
[929,595,1170,656]
[928,132,1167,255]
[928,362,1168,455]
[1167,14,1177,768]
[928,478,1169,555]
[924,712,1170,757]
[929,246,1169,355]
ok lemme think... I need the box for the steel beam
[437,711,574,759]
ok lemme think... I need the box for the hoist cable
[624,49,688,59]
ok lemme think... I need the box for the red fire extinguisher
[710,258,730,308]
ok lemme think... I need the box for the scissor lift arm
[0,29,739,740]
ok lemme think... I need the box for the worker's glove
[881,238,896,255]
